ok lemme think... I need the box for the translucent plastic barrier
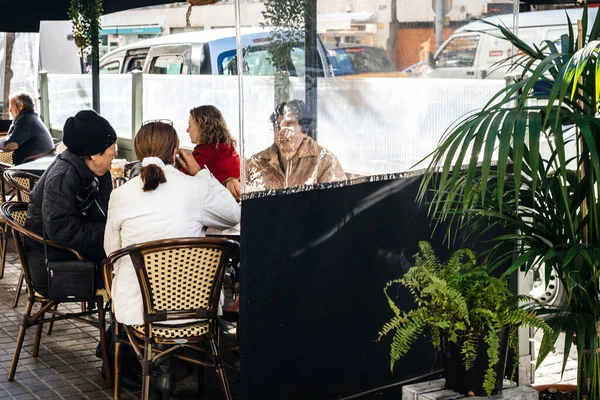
[143,75,239,149]
[0,33,39,101]
[47,74,132,138]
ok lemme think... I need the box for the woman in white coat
[104,121,241,326]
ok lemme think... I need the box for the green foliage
[261,0,306,73]
[416,1,600,398]
[68,0,103,60]
[379,242,551,396]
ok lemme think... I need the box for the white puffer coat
[104,165,240,325]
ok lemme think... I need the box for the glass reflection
[245,100,345,191]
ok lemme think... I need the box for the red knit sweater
[186,143,240,183]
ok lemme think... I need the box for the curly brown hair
[189,105,237,148]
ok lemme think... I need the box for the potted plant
[417,1,600,398]
[379,241,550,396]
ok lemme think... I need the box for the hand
[176,148,201,176]
[225,178,241,201]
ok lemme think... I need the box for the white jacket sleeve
[194,169,241,229]
[104,191,123,256]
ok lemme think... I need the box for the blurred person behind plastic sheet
[25,110,118,296]
[105,120,240,326]
[185,105,241,201]
[2,91,54,165]
[246,99,346,190]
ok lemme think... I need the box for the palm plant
[417,3,600,398]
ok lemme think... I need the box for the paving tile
[39,374,64,383]
[6,386,30,396]
[65,377,91,386]
[75,383,101,393]
[43,379,72,389]
[84,391,111,400]
[16,377,44,386]
[11,393,36,400]
[31,391,60,400]
[25,383,51,392]
[51,385,80,396]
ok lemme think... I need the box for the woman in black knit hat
[25,110,118,296]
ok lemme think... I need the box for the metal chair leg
[46,304,58,335]
[8,298,34,381]
[141,342,153,400]
[209,337,233,400]
[97,299,112,388]
[114,324,121,400]
[0,226,8,279]
[32,308,46,357]
[12,270,24,308]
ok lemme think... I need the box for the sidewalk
[0,241,239,399]
[533,329,578,386]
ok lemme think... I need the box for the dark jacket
[3,109,54,165]
[25,150,112,295]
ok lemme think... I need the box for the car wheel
[529,266,568,310]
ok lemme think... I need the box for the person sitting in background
[246,99,346,190]
[186,105,241,200]
[25,110,117,296]
[105,121,240,326]
[2,91,54,165]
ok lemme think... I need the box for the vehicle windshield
[221,46,307,77]
[326,46,396,76]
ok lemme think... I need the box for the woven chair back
[146,246,222,311]
[116,237,239,320]
[0,202,35,289]
[4,170,39,202]
[0,152,14,165]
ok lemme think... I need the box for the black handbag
[42,209,96,301]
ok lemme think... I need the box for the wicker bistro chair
[3,170,41,307]
[0,201,112,386]
[4,169,39,203]
[103,237,239,400]
[0,161,13,279]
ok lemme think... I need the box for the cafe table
[8,155,56,175]
[206,223,240,240]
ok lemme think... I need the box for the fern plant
[379,241,551,396]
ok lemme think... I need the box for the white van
[99,27,332,77]
[419,8,597,79]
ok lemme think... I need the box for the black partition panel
[239,175,504,400]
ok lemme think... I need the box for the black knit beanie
[63,110,117,156]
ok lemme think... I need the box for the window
[100,61,120,74]
[435,36,480,68]
[150,55,186,75]
[125,57,145,73]
[326,46,396,76]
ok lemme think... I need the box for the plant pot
[531,384,577,392]
[442,328,510,396]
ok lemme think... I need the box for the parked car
[325,44,406,77]
[99,27,331,77]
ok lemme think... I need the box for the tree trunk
[2,33,15,120]
[386,0,399,69]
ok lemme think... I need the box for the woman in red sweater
[186,105,241,200]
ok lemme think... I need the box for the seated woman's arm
[223,177,241,201]
[196,169,241,229]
